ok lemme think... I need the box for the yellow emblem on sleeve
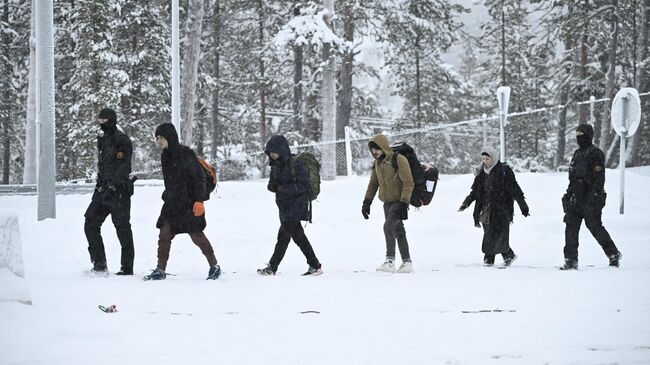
[116,151,125,159]
[594,165,603,172]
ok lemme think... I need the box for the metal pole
[344,126,353,176]
[481,113,488,147]
[171,0,181,138]
[619,96,628,214]
[35,0,56,220]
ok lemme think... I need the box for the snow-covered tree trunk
[321,0,336,180]
[578,0,590,125]
[599,0,619,160]
[257,0,267,149]
[555,87,569,168]
[627,0,649,166]
[23,0,36,185]
[292,4,303,133]
[336,3,353,176]
[1,0,10,184]
[180,0,205,147]
[210,0,221,161]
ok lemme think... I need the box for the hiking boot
[503,254,518,267]
[483,254,495,266]
[116,268,133,276]
[376,259,395,273]
[302,266,323,276]
[207,265,221,280]
[608,252,622,268]
[560,258,578,270]
[257,265,276,276]
[396,261,413,273]
[91,262,107,273]
[144,268,166,280]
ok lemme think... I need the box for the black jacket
[566,143,607,209]
[91,124,133,206]
[155,123,207,234]
[265,135,309,223]
[96,124,132,188]
[462,162,527,229]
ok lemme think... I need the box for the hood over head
[155,123,180,149]
[265,135,292,161]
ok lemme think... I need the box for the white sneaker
[396,261,413,273]
[376,259,395,273]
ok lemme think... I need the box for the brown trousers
[157,223,217,271]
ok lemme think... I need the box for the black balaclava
[98,108,117,132]
[576,124,594,148]
[368,141,385,160]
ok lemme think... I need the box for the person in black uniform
[561,124,621,270]
[84,108,135,275]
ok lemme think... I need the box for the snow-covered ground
[2,168,650,365]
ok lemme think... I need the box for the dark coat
[462,162,528,229]
[265,135,309,223]
[566,143,607,211]
[90,123,133,207]
[155,123,207,235]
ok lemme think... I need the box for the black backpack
[289,152,321,222]
[390,142,439,208]
[199,159,217,200]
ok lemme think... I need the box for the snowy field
[2,168,650,365]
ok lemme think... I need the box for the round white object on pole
[496,86,511,119]
[611,87,641,136]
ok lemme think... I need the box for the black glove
[520,201,530,217]
[267,182,278,193]
[390,201,409,220]
[362,199,372,219]
[458,203,468,212]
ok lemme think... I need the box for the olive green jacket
[364,134,414,204]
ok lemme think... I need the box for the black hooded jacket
[96,121,132,191]
[155,123,207,234]
[265,135,309,223]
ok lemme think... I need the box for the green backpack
[290,152,321,222]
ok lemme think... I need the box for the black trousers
[269,222,320,271]
[564,207,618,261]
[383,202,410,261]
[84,195,134,270]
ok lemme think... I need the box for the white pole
[171,0,181,138]
[589,95,596,125]
[35,0,56,220]
[499,112,506,163]
[344,126,353,176]
[619,96,628,214]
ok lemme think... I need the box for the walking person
[560,124,621,270]
[257,135,322,276]
[84,108,135,275]
[144,123,221,280]
[362,134,415,273]
[458,147,529,267]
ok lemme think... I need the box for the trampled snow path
[2,169,650,364]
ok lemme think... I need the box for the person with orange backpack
[144,123,221,280]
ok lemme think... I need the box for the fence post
[589,95,596,125]
[481,113,488,147]
[497,86,511,163]
[344,126,353,176]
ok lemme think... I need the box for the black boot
[116,268,133,275]
[483,254,495,266]
[560,258,578,270]
[92,261,107,272]
[608,252,622,268]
